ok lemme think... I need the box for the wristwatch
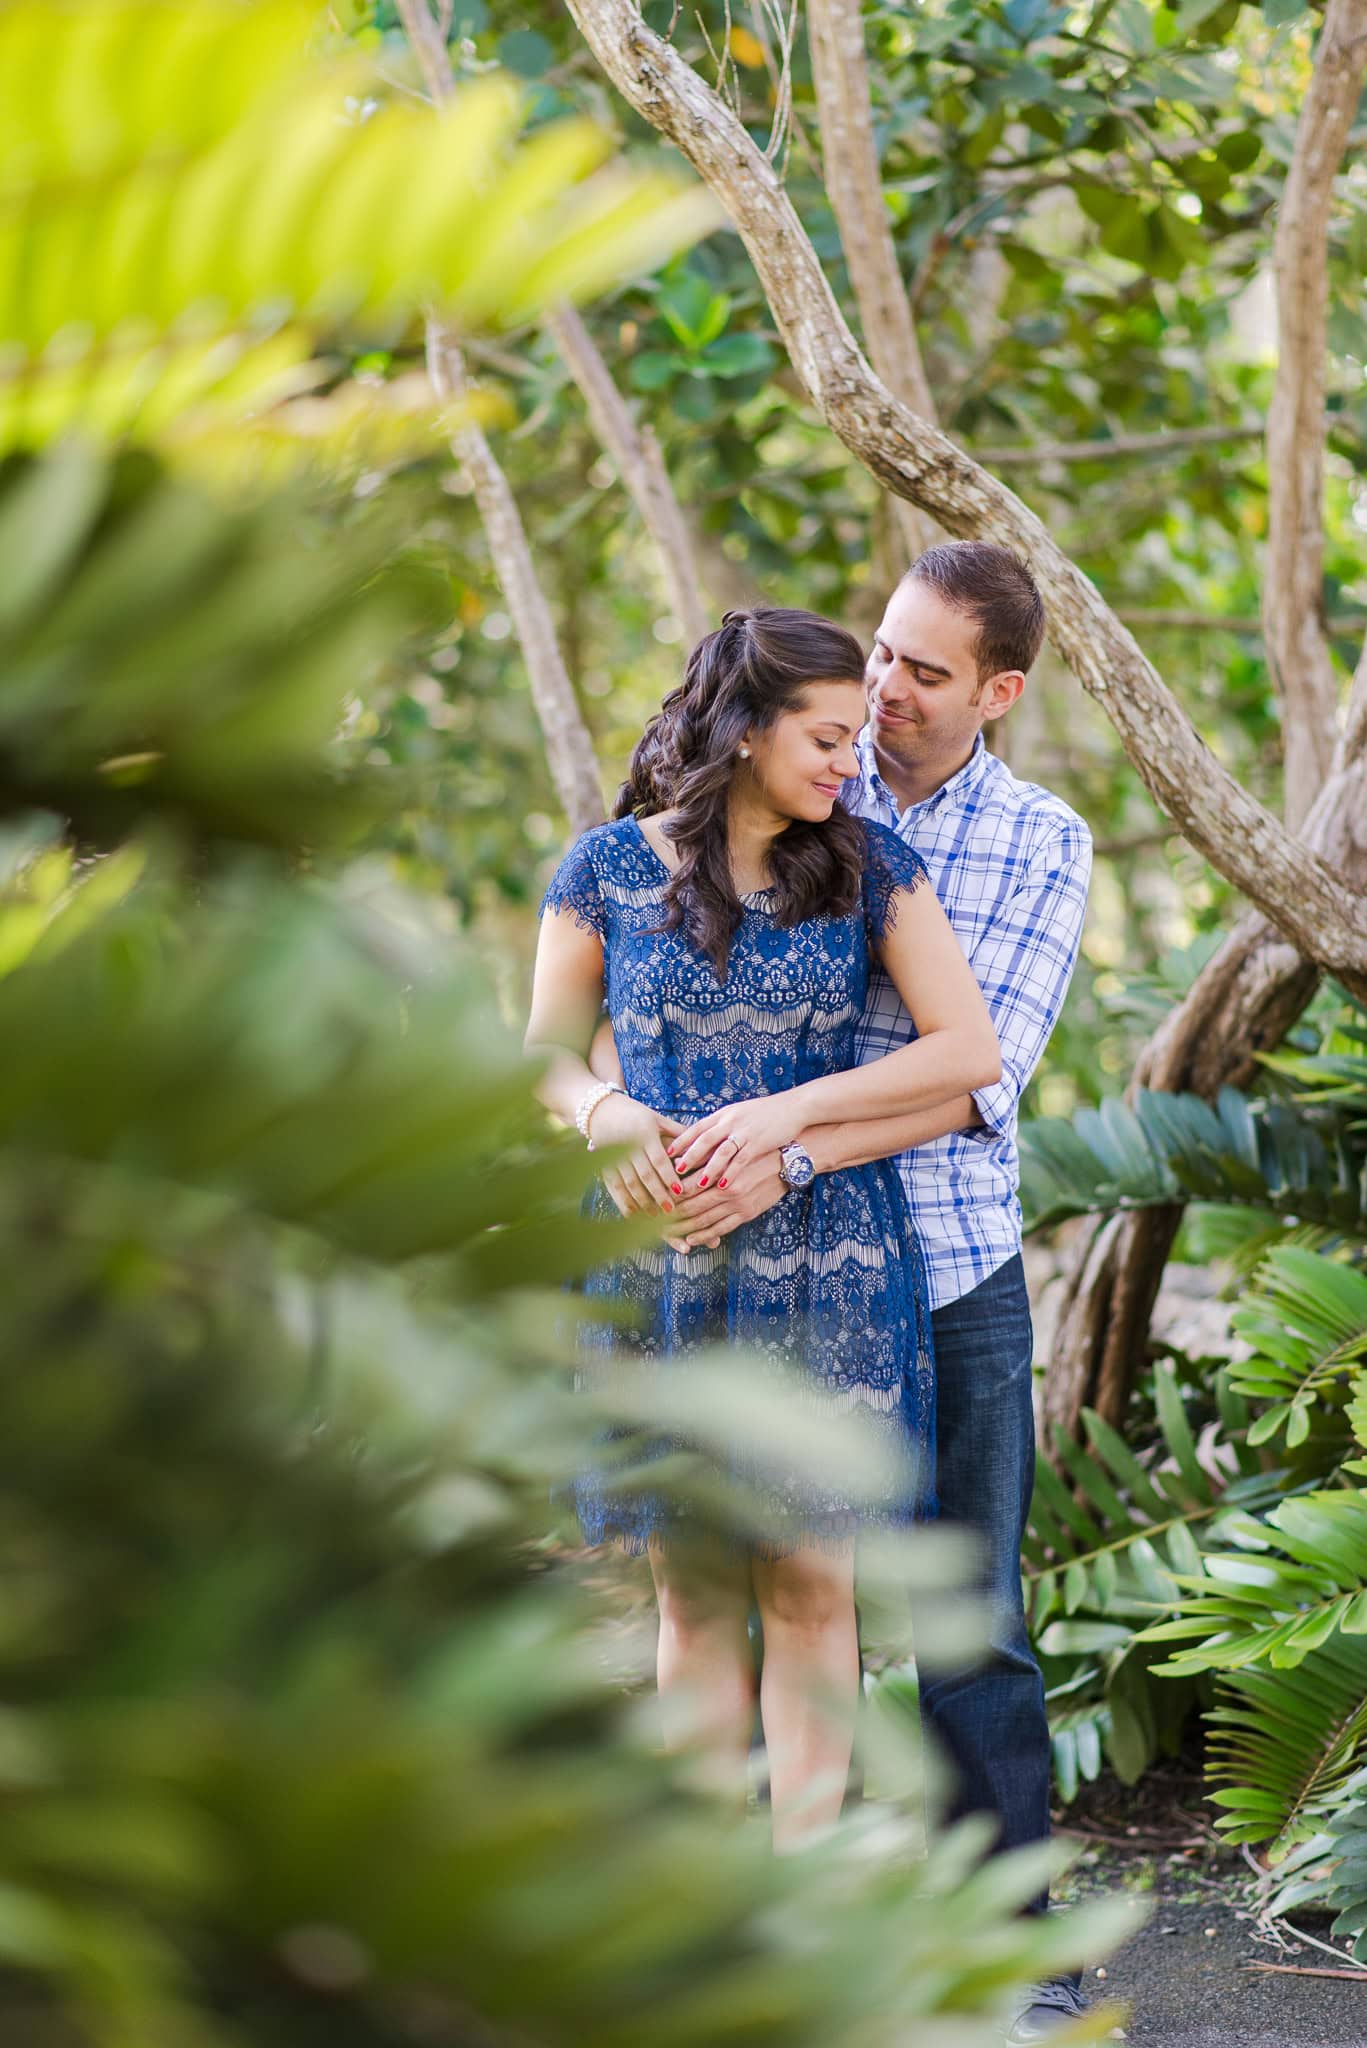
[778,1141,816,1190]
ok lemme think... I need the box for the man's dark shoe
[1004,1976,1090,2044]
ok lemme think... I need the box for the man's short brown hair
[903,541,1046,681]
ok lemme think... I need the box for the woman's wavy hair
[613,606,868,977]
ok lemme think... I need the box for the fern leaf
[0,1,717,451]
[1205,1638,1367,1852]
[1229,1248,1367,1445]
[1140,1492,1367,1675]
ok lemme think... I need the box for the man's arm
[953,817,1092,1144]
[665,1096,980,1250]
[666,817,1091,1250]
[803,1097,982,1174]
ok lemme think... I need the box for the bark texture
[1263,0,1367,828]
[544,301,711,649]
[564,0,1367,993]
[806,0,935,561]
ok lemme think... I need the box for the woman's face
[743,679,866,823]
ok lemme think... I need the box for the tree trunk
[1262,0,1367,828]
[428,327,605,836]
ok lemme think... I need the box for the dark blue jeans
[922,1252,1052,1911]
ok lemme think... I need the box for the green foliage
[1020,1084,1367,1236]
[1025,1359,1273,1796]
[1228,1249,1367,1448]
[0,442,443,851]
[0,0,715,453]
[1142,1492,1367,1677]
[1021,995,1367,1915]
[1262,1764,1367,1963]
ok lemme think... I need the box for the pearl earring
[739,745,751,758]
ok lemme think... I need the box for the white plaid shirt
[845,730,1092,1310]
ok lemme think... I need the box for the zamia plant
[1021,999,1367,1815]
[0,0,715,455]
[1024,1359,1281,1797]
[1262,1764,1367,1964]
[1227,1247,1367,1449]
[1136,1492,1367,1853]
[0,441,443,852]
[1019,1083,1366,1238]
[1141,1492,1367,1679]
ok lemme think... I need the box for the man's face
[864,579,1018,780]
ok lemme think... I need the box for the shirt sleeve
[861,820,931,947]
[539,831,606,940]
[964,819,1092,1142]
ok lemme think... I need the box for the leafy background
[1,0,1365,2035]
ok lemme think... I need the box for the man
[665,542,1093,2045]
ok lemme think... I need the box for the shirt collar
[855,728,989,818]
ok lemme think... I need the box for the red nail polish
[698,1176,708,1189]
[663,1201,673,1213]
[671,1183,682,1195]
[718,1178,728,1189]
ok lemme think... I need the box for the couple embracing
[526,542,1093,2045]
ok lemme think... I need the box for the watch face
[782,1145,815,1188]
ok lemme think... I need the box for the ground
[1055,1771,1367,2048]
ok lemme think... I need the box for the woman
[526,608,999,1849]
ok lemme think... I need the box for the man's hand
[663,1149,787,1252]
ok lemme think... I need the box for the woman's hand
[588,1094,686,1216]
[667,1092,807,1183]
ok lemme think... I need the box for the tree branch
[975,422,1266,466]
[544,302,711,648]
[806,0,935,560]
[1262,0,1367,828]
[429,329,604,834]
[398,0,605,833]
[564,0,1367,992]
[1116,608,1367,636]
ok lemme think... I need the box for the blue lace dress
[541,813,936,1554]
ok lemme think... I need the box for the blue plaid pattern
[846,731,1091,1309]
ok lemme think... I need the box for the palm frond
[1204,1638,1367,1852]
[0,442,439,850]
[1025,1362,1279,1639]
[1262,1767,1367,1963]
[1020,1085,1367,1237]
[1140,1491,1367,1675]
[1228,1248,1367,1448]
[0,0,718,452]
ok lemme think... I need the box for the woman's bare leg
[751,1540,859,1852]
[648,1537,755,1797]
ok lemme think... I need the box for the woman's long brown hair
[613,607,869,978]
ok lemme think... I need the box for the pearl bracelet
[575,1079,624,1150]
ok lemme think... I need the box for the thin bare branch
[399,0,604,831]
[976,422,1267,466]
[1262,0,1367,826]
[393,0,455,103]
[429,327,604,834]
[545,301,710,648]
[1117,608,1367,636]
[565,0,1367,992]
[806,0,935,561]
